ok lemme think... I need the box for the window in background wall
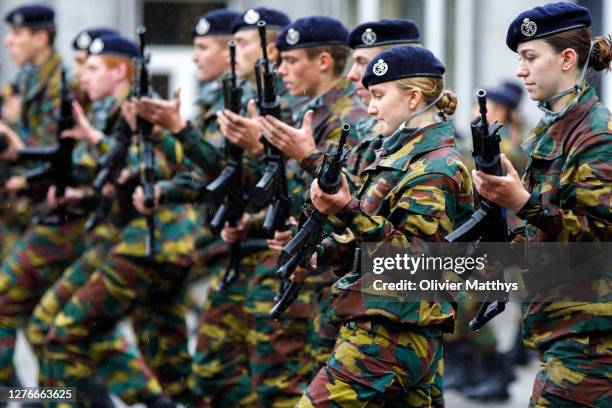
[152,73,170,100]
[143,0,226,45]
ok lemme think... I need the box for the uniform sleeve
[516,132,612,242]
[337,173,460,247]
[173,121,222,176]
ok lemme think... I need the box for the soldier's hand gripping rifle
[269,124,351,319]
[445,89,510,330]
[134,26,156,258]
[252,21,290,238]
[18,69,75,224]
[206,40,245,291]
[84,118,133,231]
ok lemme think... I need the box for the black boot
[88,376,116,408]
[145,395,177,408]
[461,350,515,401]
[443,341,486,391]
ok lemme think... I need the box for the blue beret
[486,80,524,110]
[232,8,290,33]
[347,19,420,49]
[192,9,241,37]
[72,27,118,51]
[506,2,591,52]
[362,45,445,89]
[276,16,348,51]
[4,4,54,29]
[88,34,139,59]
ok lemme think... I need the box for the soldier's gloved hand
[217,99,263,155]
[291,252,317,283]
[220,213,251,243]
[310,174,352,216]
[61,101,103,145]
[473,154,530,212]
[132,185,161,215]
[134,88,186,133]
[267,216,298,255]
[259,109,315,161]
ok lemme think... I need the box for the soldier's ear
[267,44,279,64]
[317,52,334,74]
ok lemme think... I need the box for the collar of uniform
[522,86,597,161]
[195,78,223,108]
[302,77,354,114]
[377,121,455,171]
[24,51,62,102]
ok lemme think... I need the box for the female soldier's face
[515,39,568,101]
[367,81,413,136]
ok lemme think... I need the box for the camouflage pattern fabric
[512,85,612,407]
[28,225,165,405]
[305,121,473,405]
[15,52,62,147]
[43,254,191,406]
[298,321,443,407]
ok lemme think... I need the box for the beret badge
[286,28,300,45]
[373,59,388,76]
[361,28,377,45]
[244,9,260,25]
[77,32,92,49]
[195,18,210,35]
[90,38,104,55]
[521,18,537,37]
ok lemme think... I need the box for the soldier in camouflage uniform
[134,9,260,406]
[297,45,474,406]
[473,3,611,407]
[0,4,76,387]
[218,15,368,407]
[40,32,203,405]
[25,34,173,407]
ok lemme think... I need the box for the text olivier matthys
[370,254,519,293]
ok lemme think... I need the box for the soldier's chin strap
[398,91,445,132]
[537,41,593,125]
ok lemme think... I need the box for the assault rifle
[269,124,351,319]
[206,40,245,290]
[445,89,510,330]
[84,118,134,231]
[134,26,156,258]
[252,21,290,238]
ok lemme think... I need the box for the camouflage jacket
[110,126,199,266]
[345,115,380,189]
[514,86,612,350]
[323,121,474,331]
[16,51,63,147]
[295,78,368,178]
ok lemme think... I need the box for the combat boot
[88,376,116,408]
[461,350,515,401]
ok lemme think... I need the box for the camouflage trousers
[189,264,255,407]
[0,219,86,383]
[529,332,612,408]
[28,231,163,405]
[298,320,443,407]
[243,250,318,408]
[43,253,192,406]
[191,248,321,408]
